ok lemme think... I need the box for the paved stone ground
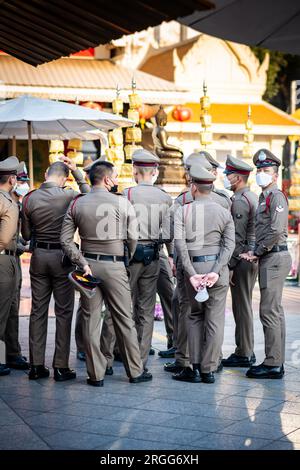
[1,282,300,450]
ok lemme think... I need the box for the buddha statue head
[155,105,167,127]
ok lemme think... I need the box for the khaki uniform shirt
[174,196,235,278]
[61,187,139,269]
[123,182,173,248]
[21,170,89,243]
[212,187,232,210]
[0,189,19,251]
[229,187,258,269]
[255,183,289,256]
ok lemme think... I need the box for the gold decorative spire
[243,105,254,157]
[199,80,212,147]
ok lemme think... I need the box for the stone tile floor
[1,286,300,450]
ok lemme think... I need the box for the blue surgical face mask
[15,182,30,197]
[223,175,232,190]
[256,172,273,188]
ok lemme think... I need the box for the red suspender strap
[265,193,272,213]
[70,195,82,217]
[242,192,252,216]
[127,187,132,202]
[22,190,35,216]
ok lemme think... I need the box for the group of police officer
[0,146,291,385]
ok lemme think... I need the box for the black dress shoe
[76,351,86,361]
[129,370,153,383]
[158,346,176,359]
[172,367,201,383]
[201,372,215,384]
[54,368,76,382]
[149,347,155,356]
[105,367,113,376]
[6,355,30,370]
[0,364,10,376]
[246,363,284,379]
[164,361,184,373]
[222,353,256,368]
[28,365,50,380]
[87,378,104,387]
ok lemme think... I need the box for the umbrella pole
[27,121,34,189]
[12,136,16,155]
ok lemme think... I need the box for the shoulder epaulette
[214,189,230,200]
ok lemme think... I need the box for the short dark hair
[47,162,69,178]
[90,161,114,186]
[0,174,11,185]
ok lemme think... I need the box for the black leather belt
[0,249,16,256]
[83,252,125,262]
[270,245,288,253]
[35,242,62,250]
[191,254,218,262]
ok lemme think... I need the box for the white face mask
[15,183,30,197]
[256,172,273,188]
[151,173,158,185]
[223,175,232,190]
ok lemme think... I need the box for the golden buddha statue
[152,106,185,185]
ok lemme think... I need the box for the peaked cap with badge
[132,149,160,167]
[224,155,253,175]
[185,152,213,171]
[253,149,281,168]
[0,156,19,175]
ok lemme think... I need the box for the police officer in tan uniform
[5,162,31,371]
[61,161,151,386]
[0,157,20,376]
[221,155,258,368]
[123,149,173,368]
[173,164,235,383]
[22,160,88,381]
[164,152,230,374]
[241,149,292,379]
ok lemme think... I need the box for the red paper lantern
[81,101,103,111]
[172,106,192,122]
[138,104,157,121]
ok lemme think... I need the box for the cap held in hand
[68,269,102,299]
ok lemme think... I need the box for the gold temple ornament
[242,105,254,157]
[199,81,213,147]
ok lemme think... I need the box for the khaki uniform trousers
[174,262,190,367]
[0,255,17,356]
[81,259,143,381]
[258,251,292,366]
[170,287,180,350]
[231,259,258,358]
[29,248,74,368]
[186,263,229,373]
[75,302,115,368]
[157,253,174,346]
[5,255,22,360]
[128,259,160,367]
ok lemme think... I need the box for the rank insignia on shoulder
[276,205,284,213]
